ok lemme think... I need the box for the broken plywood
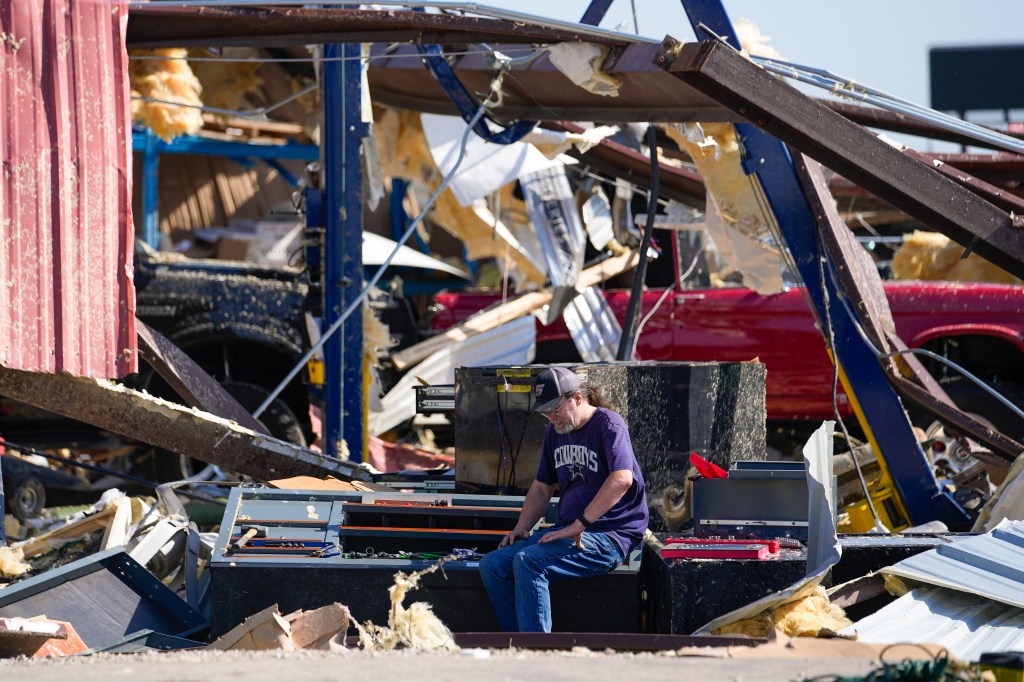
[391,249,639,370]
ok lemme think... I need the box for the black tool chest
[209,487,642,637]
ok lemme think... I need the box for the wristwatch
[576,512,593,528]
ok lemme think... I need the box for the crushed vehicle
[429,230,1024,455]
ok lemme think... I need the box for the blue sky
[478,1,1024,150]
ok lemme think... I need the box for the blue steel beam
[321,43,367,462]
[676,0,969,528]
[131,130,318,161]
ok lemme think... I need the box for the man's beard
[554,421,574,434]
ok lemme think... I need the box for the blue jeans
[478,526,624,633]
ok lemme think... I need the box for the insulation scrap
[363,295,395,366]
[891,230,1022,285]
[0,547,31,578]
[734,18,784,60]
[373,107,545,285]
[666,122,788,294]
[187,48,264,115]
[882,573,911,598]
[129,48,204,141]
[713,586,853,638]
[546,42,622,97]
[353,559,458,651]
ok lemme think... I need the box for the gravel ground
[0,647,879,682]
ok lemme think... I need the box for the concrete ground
[0,647,880,681]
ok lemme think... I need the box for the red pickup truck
[429,244,1024,448]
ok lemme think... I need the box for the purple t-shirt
[535,408,648,558]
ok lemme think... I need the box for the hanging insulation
[187,48,265,115]
[129,48,204,141]
[891,230,1022,284]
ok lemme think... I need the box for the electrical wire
[254,69,499,419]
[815,231,889,533]
[0,439,225,505]
[823,253,1024,423]
[128,46,537,64]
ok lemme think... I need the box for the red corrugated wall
[0,0,136,378]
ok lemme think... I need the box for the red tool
[660,536,780,560]
[688,452,728,478]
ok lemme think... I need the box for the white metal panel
[842,586,1024,661]
[883,520,1024,608]
[368,316,535,436]
[562,286,622,363]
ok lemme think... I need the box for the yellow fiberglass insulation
[373,107,546,286]
[362,297,394,367]
[665,122,788,295]
[352,561,458,651]
[0,546,31,578]
[891,230,1022,285]
[188,48,264,115]
[130,48,204,142]
[713,586,853,638]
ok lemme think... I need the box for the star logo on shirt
[567,461,586,482]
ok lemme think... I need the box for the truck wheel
[9,476,45,522]
[913,376,1024,477]
[155,380,309,482]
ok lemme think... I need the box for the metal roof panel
[0,0,136,377]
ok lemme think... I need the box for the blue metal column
[142,129,161,248]
[678,0,969,528]
[322,43,367,461]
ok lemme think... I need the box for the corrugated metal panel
[841,586,1024,661]
[883,521,1024,608]
[0,0,136,378]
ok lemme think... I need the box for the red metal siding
[0,0,136,378]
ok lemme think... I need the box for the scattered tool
[233,525,267,549]
[661,537,781,560]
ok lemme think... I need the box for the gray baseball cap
[531,366,582,414]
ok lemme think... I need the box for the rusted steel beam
[903,150,1024,216]
[0,365,373,482]
[825,100,1024,154]
[791,152,1023,463]
[658,38,1024,281]
[126,6,631,48]
[136,319,270,436]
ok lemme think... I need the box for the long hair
[583,385,616,411]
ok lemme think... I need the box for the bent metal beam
[0,365,373,483]
[655,38,1024,281]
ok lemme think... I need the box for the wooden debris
[210,603,351,651]
[391,249,640,370]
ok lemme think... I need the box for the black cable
[0,439,224,505]
[616,124,661,360]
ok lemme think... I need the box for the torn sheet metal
[546,42,622,97]
[665,124,786,295]
[521,166,588,323]
[695,421,841,634]
[842,585,1024,662]
[562,287,623,363]
[1,0,136,378]
[882,519,1024,607]
[421,113,559,207]
[368,315,535,438]
[0,548,206,650]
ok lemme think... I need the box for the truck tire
[155,380,309,482]
[9,475,45,522]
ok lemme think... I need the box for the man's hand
[538,520,585,550]
[498,526,531,548]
